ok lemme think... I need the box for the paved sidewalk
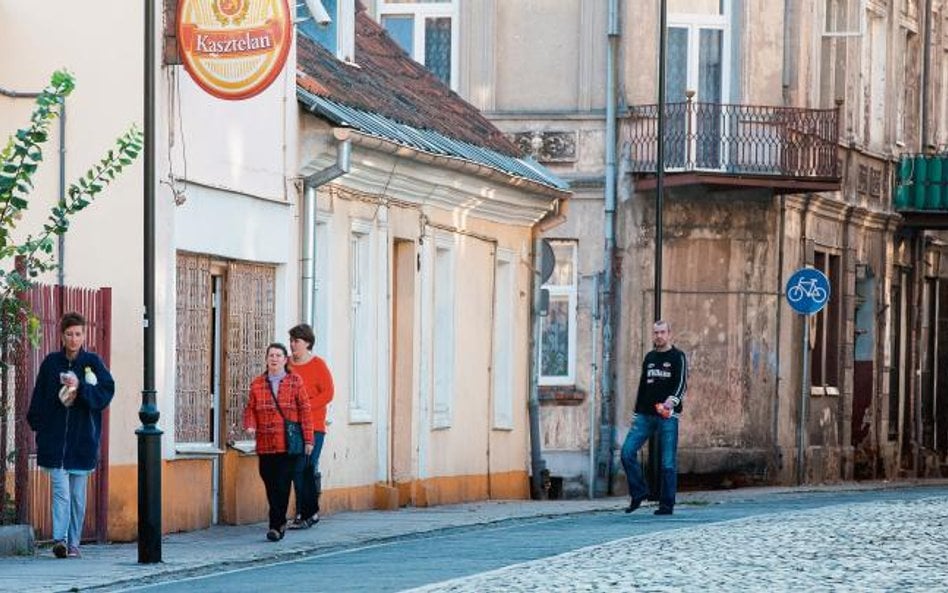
[0,480,942,593]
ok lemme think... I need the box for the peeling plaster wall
[618,189,780,480]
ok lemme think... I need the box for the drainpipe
[912,234,924,477]
[300,139,351,324]
[1,86,67,285]
[594,0,620,498]
[528,235,547,499]
[527,201,567,500]
[921,0,932,151]
[772,194,786,470]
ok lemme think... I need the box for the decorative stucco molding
[511,131,577,163]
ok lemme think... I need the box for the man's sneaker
[653,506,674,515]
[624,496,645,514]
[52,541,67,559]
[67,546,81,558]
[286,517,305,530]
[266,528,284,541]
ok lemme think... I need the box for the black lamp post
[137,0,163,563]
[648,0,668,501]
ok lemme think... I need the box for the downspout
[773,194,786,471]
[594,0,620,497]
[912,234,924,477]
[300,139,351,324]
[912,0,933,477]
[921,0,932,151]
[527,200,567,500]
[1,86,66,285]
[528,238,546,500]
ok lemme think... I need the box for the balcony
[625,98,841,194]
[895,154,948,229]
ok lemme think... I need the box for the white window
[349,220,374,423]
[822,0,865,37]
[432,234,455,428]
[297,0,356,63]
[376,0,458,89]
[666,4,730,169]
[539,240,577,386]
[492,250,515,430]
[863,12,887,147]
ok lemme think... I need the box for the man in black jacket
[620,320,688,515]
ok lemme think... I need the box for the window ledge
[228,440,257,455]
[174,443,225,457]
[539,386,587,406]
[810,385,840,397]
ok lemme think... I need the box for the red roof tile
[296,4,521,157]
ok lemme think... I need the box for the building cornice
[300,128,567,226]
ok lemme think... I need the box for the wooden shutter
[225,261,276,440]
[175,253,213,442]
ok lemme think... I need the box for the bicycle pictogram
[787,277,827,304]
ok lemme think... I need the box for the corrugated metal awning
[298,88,568,192]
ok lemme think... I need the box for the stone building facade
[367,0,948,492]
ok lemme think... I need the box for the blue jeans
[620,414,679,510]
[292,431,325,518]
[47,468,89,547]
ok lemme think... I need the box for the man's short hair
[653,319,671,332]
[60,312,86,334]
[288,323,315,350]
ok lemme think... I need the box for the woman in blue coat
[26,312,115,558]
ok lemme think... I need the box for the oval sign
[177,0,292,101]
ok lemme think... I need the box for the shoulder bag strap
[267,377,289,422]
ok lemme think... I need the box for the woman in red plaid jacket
[243,343,314,541]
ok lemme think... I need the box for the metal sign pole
[786,265,828,487]
[797,318,809,485]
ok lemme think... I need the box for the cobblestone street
[408,494,947,593]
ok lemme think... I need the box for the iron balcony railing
[626,98,841,179]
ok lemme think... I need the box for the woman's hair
[60,312,86,334]
[288,323,315,351]
[265,342,290,374]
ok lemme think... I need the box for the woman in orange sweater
[287,324,335,529]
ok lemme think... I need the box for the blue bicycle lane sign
[785,267,830,315]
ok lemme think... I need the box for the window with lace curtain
[376,0,457,89]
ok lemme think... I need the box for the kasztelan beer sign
[178,0,292,100]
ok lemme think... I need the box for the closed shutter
[175,253,213,442]
[225,261,276,440]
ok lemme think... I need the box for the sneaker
[298,514,319,529]
[51,541,67,559]
[653,506,674,516]
[624,496,645,514]
[266,528,282,542]
[286,518,304,530]
[67,546,81,558]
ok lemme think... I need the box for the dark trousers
[292,431,325,519]
[258,453,296,530]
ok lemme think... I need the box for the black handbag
[268,379,304,456]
